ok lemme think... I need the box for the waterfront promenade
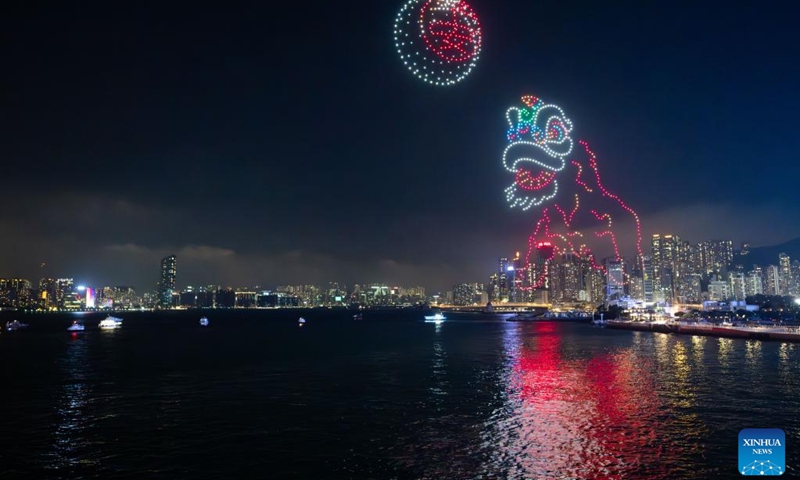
[607,319,800,342]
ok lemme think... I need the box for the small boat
[353,313,363,320]
[298,317,306,327]
[591,314,607,327]
[67,320,85,332]
[199,317,209,327]
[6,320,29,332]
[99,316,123,329]
[424,313,446,324]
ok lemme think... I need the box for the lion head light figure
[499,95,644,290]
[503,95,573,211]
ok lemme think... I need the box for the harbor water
[1,310,798,479]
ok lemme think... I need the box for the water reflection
[45,333,97,472]
[778,343,796,394]
[691,335,706,368]
[429,336,448,398]
[745,340,763,369]
[484,322,673,479]
[717,337,733,367]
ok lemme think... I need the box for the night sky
[3,1,799,292]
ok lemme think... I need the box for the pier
[606,320,800,343]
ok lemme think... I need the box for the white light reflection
[44,334,98,472]
[778,343,796,395]
[717,337,733,367]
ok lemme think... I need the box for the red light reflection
[502,323,669,479]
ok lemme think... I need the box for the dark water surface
[1,310,798,479]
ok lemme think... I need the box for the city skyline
[4,1,799,292]
[2,235,799,308]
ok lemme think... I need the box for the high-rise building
[39,278,58,310]
[698,240,734,277]
[779,253,792,296]
[7,279,32,308]
[628,264,644,303]
[510,252,523,302]
[605,258,625,302]
[642,256,654,303]
[708,280,731,301]
[158,255,177,309]
[728,271,746,301]
[651,234,680,303]
[85,287,96,309]
[683,273,703,303]
[791,261,800,297]
[56,278,74,308]
[452,283,473,306]
[765,265,781,296]
[745,267,764,297]
[498,257,511,302]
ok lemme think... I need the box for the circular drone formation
[394,0,482,86]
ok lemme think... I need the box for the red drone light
[419,0,482,63]
[516,168,556,191]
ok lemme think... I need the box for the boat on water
[353,313,363,320]
[199,317,209,327]
[99,316,123,330]
[5,320,29,332]
[67,320,85,332]
[591,318,607,327]
[424,313,446,324]
[298,317,306,327]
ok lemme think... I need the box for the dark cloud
[3,1,799,292]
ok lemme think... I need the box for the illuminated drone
[393,0,482,86]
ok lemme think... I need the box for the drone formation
[392,1,643,283]
[393,0,482,86]
[502,96,644,289]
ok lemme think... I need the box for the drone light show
[502,95,643,290]
[393,0,482,86]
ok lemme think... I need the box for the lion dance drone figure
[502,95,643,291]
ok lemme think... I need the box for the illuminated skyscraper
[605,258,625,303]
[765,265,781,296]
[498,257,510,302]
[452,283,474,306]
[779,253,791,296]
[85,287,95,309]
[56,278,74,308]
[745,267,764,297]
[698,240,734,277]
[158,255,177,309]
[651,234,680,303]
[39,278,58,310]
[642,256,654,303]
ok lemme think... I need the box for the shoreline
[606,320,800,343]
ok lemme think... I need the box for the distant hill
[736,237,800,268]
